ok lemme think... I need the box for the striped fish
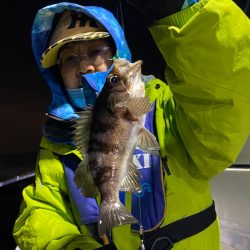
[73,58,159,237]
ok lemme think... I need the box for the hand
[96,242,117,249]
[126,0,185,22]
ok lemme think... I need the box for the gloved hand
[96,242,117,249]
[126,0,185,22]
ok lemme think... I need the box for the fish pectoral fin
[120,162,142,193]
[98,201,138,238]
[126,96,152,117]
[72,110,92,155]
[108,97,127,110]
[74,156,99,197]
[136,127,160,155]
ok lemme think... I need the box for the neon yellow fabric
[149,0,250,179]
[13,138,102,250]
[13,0,250,249]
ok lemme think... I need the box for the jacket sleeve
[149,0,250,178]
[13,148,102,250]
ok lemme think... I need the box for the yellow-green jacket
[13,0,250,249]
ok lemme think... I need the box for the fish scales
[89,92,135,205]
[73,58,160,238]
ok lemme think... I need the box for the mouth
[131,60,143,74]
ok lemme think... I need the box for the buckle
[151,236,174,250]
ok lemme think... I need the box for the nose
[78,60,95,75]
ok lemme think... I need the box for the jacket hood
[32,2,131,120]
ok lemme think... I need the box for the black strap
[43,117,75,143]
[143,201,216,250]
[96,242,117,250]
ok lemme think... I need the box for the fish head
[106,59,145,108]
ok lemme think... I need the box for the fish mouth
[128,60,143,93]
[131,60,143,74]
[108,59,143,96]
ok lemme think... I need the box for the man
[13,1,250,249]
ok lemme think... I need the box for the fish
[73,58,160,238]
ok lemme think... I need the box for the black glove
[126,0,185,22]
[96,242,117,250]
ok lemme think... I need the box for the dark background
[0,0,249,249]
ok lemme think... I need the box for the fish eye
[108,74,118,86]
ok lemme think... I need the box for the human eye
[89,48,102,57]
[61,54,79,69]
[89,46,111,57]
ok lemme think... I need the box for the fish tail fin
[98,201,137,237]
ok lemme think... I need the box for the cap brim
[41,31,110,68]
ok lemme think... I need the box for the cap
[41,10,110,68]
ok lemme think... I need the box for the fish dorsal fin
[126,96,152,117]
[136,127,160,155]
[74,155,99,197]
[120,161,142,193]
[72,110,92,155]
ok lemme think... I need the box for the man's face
[58,39,114,89]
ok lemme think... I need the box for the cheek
[96,56,113,72]
[60,69,81,89]
[95,53,113,72]
[105,57,113,69]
